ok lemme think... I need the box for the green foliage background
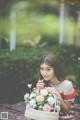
[0,45,79,103]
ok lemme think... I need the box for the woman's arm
[46,87,72,114]
[59,98,72,114]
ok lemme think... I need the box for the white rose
[29,99,36,107]
[29,93,36,99]
[48,97,56,105]
[24,93,29,100]
[40,89,48,96]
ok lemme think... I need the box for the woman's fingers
[46,87,60,96]
[37,79,45,89]
[38,79,44,83]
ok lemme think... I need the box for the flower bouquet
[24,87,61,120]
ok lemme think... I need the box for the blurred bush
[0,45,80,103]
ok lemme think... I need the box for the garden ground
[0,101,80,120]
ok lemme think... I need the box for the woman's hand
[46,87,61,98]
[36,79,45,89]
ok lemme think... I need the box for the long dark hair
[39,53,66,82]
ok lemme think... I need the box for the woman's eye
[40,68,51,71]
[47,69,50,71]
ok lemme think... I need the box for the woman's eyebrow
[46,67,51,69]
[40,66,51,68]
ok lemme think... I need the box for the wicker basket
[25,106,59,120]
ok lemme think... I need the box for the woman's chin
[44,78,49,81]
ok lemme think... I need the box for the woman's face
[40,63,55,81]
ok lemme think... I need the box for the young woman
[36,53,76,120]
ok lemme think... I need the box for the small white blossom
[29,99,36,108]
[29,93,36,99]
[27,84,32,88]
[24,93,29,100]
[55,106,61,112]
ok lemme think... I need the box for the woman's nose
[43,71,47,75]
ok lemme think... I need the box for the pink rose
[36,95,44,102]
[43,104,51,111]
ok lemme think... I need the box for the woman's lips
[43,76,49,79]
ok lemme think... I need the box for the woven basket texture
[25,107,59,120]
